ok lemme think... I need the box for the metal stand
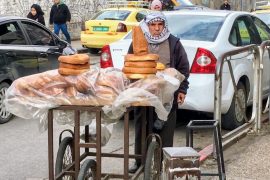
[186,120,226,180]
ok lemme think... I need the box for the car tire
[0,82,13,124]
[88,48,100,54]
[222,82,247,130]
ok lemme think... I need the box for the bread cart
[48,105,162,180]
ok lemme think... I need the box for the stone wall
[0,0,106,40]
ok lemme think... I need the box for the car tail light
[190,48,217,74]
[116,23,127,32]
[100,45,113,68]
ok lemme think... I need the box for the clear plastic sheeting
[4,67,183,144]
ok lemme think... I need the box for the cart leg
[141,107,147,165]
[48,109,54,180]
[74,110,81,178]
[96,110,102,179]
[124,110,129,179]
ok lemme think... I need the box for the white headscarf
[140,11,170,44]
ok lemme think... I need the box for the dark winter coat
[27,4,45,26]
[220,3,231,10]
[128,34,190,101]
[49,3,71,25]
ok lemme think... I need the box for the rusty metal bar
[141,107,147,165]
[124,109,129,179]
[87,152,142,159]
[48,109,54,180]
[79,143,96,148]
[96,109,102,180]
[74,110,80,178]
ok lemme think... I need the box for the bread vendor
[128,11,190,173]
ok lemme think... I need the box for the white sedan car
[100,10,270,130]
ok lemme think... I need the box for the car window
[254,13,270,26]
[166,15,224,42]
[0,22,26,45]
[92,10,131,21]
[136,11,147,22]
[252,16,270,42]
[125,14,224,42]
[21,21,55,46]
[229,26,239,46]
[237,20,251,46]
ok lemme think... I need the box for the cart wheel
[78,159,96,180]
[144,141,161,180]
[55,137,74,180]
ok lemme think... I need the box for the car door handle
[39,53,48,58]
[5,52,16,57]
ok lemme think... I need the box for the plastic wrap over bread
[4,67,184,140]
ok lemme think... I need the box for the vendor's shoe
[128,162,140,174]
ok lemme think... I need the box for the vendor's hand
[177,92,186,105]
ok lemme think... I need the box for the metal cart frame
[48,105,161,179]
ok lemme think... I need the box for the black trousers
[134,104,177,165]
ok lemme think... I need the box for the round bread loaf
[125,73,155,79]
[58,68,88,76]
[58,54,90,64]
[125,61,156,68]
[123,67,157,74]
[59,62,90,70]
[125,54,159,62]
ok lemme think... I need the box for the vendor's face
[148,21,165,37]
[31,8,37,16]
[224,0,228,4]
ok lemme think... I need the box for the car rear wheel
[222,82,247,130]
[0,82,13,124]
[88,48,100,54]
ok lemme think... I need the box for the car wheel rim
[235,89,246,123]
[0,87,10,119]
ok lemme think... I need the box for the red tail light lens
[190,48,217,74]
[116,23,127,32]
[100,45,113,68]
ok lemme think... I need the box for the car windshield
[92,10,131,21]
[255,13,270,26]
[167,14,224,41]
[124,14,224,42]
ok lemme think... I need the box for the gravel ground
[225,121,270,180]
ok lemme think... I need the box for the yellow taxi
[252,6,270,27]
[81,2,150,54]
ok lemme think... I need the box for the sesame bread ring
[124,61,157,68]
[59,62,90,70]
[125,73,155,79]
[156,62,166,70]
[58,68,88,76]
[124,54,159,62]
[122,67,157,74]
[58,54,90,64]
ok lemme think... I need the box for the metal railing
[214,45,261,146]
[106,0,150,8]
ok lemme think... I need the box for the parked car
[100,10,270,130]
[0,16,76,124]
[80,4,150,54]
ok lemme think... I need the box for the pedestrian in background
[150,0,163,11]
[27,4,45,26]
[49,0,71,43]
[220,0,231,10]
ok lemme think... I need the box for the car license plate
[93,26,109,32]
